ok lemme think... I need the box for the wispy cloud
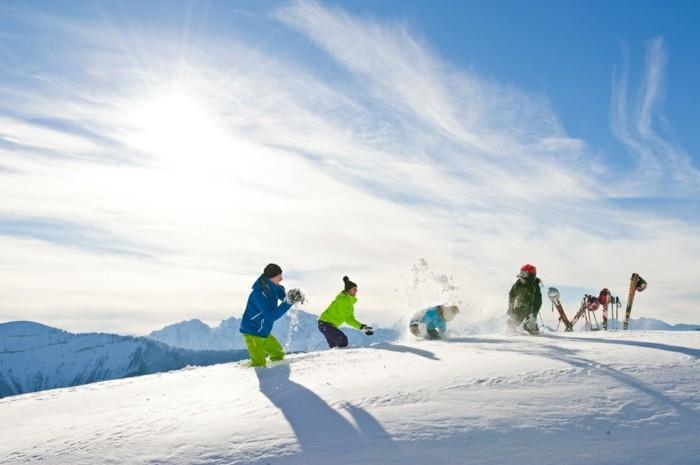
[611,36,700,195]
[0,1,698,333]
[275,0,592,207]
[0,215,153,257]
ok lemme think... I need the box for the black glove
[360,324,373,336]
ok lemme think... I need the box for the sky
[0,0,699,334]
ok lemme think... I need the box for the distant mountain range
[2,313,696,399]
[147,309,401,352]
[625,317,700,331]
[147,312,700,353]
[0,321,247,398]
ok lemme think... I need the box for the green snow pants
[242,334,285,367]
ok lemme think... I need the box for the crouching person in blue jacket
[239,263,305,367]
[409,305,460,340]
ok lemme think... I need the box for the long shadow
[559,336,700,359]
[366,342,440,360]
[343,403,395,441]
[444,336,514,345]
[458,340,700,422]
[256,364,397,458]
[434,334,700,421]
[445,334,700,360]
[538,343,700,423]
[544,347,697,416]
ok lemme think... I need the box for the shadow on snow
[256,363,398,460]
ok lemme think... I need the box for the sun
[125,86,230,172]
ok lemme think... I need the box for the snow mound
[1,331,699,464]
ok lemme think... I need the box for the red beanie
[520,264,537,275]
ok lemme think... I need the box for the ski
[568,300,585,330]
[599,288,612,330]
[623,273,647,330]
[547,287,573,332]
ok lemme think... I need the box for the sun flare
[126,87,231,171]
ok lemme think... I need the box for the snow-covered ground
[1,331,699,465]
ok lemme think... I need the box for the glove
[360,324,373,336]
[284,288,306,305]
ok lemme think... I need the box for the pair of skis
[547,273,646,332]
[623,273,647,330]
[571,294,601,331]
[547,287,573,332]
[548,290,603,332]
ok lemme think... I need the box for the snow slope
[0,321,248,397]
[1,330,699,465]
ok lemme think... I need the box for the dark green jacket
[508,276,542,317]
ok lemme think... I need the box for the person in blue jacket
[409,305,460,340]
[239,263,304,367]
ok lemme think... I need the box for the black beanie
[263,263,283,279]
[343,275,357,292]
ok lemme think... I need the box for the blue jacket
[410,307,447,333]
[239,276,292,338]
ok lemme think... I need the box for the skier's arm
[270,300,293,321]
[251,290,292,321]
[345,310,363,330]
[508,285,517,311]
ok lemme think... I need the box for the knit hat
[263,263,283,279]
[343,276,357,292]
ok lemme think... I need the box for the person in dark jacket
[507,264,543,335]
[239,263,303,367]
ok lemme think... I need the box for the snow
[2,330,699,465]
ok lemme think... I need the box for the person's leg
[336,330,348,348]
[426,328,441,340]
[524,313,540,335]
[264,334,285,362]
[318,321,337,348]
[409,323,421,337]
[243,334,267,367]
[318,321,348,348]
[511,306,528,325]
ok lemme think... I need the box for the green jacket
[319,292,363,329]
[508,276,543,318]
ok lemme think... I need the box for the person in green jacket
[318,276,373,348]
[506,263,543,335]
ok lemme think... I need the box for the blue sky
[0,0,698,333]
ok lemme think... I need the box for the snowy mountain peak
[157,318,211,331]
[0,321,247,398]
[0,320,70,352]
[0,320,57,333]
